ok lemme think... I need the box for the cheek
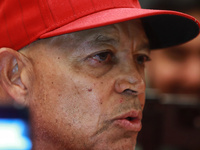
[30,72,108,146]
[138,94,145,110]
[48,75,105,128]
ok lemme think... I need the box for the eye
[91,51,113,63]
[135,54,151,65]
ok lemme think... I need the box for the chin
[109,142,136,150]
[93,137,137,150]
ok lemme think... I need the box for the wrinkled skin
[18,20,150,150]
[146,11,200,100]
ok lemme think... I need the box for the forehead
[45,19,148,48]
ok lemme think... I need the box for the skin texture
[0,20,150,150]
[146,10,200,100]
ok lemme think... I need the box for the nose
[114,64,145,96]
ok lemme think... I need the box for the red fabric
[0,0,199,50]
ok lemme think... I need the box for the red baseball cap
[0,0,199,50]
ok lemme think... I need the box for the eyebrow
[140,43,150,51]
[93,34,119,45]
[135,42,150,54]
[88,33,150,53]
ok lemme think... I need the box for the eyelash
[135,54,151,65]
[88,50,114,64]
[87,51,151,66]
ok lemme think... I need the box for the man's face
[23,20,150,150]
[146,11,200,100]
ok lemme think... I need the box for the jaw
[88,136,138,150]
[87,123,139,150]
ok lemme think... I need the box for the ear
[0,85,13,105]
[0,47,33,106]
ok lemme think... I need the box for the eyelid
[86,49,114,59]
[135,53,152,65]
[142,54,151,61]
[146,56,152,62]
[137,53,151,58]
[134,50,150,57]
[83,50,113,65]
[135,45,151,55]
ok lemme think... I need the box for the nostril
[114,78,144,94]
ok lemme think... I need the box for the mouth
[113,111,142,132]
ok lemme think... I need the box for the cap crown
[0,0,141,50]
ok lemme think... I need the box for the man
[146,0,200,102]
[0,0,199,149]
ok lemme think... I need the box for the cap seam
[90,0,96,11]
[45,0,56,23]
[18,0,31,45]
[38,0,56,27]
[3,11,14,48]
[37,0,48,28]
[68,0,78,19]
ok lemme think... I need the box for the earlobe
[0,48,31,106]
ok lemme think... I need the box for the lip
[113,110,142,132]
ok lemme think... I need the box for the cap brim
[40,8,200,49]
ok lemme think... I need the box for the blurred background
[137,0,200,150]
[0,0,200,150]
[0,87,32,150]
